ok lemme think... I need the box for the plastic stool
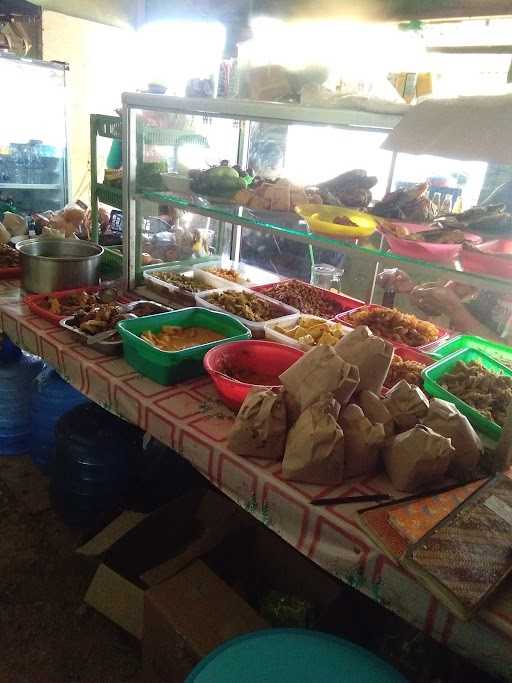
[186,629,407,682]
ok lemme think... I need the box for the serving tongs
[85,313,137,345]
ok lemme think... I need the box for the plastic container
[143,264,218,305]
[252,280,364,319]
[265,315,350,352]
[422,347,512,440]
[186,629,406,683]
[29,368,90,472]
[460,239,512,279]
[59,318,123,356]
[123,300,172,317]
[204,340,303,411]
[50,402,142,526]
[24,287,131,326]
[194,259,282,289]
[430,334,512,369]
[383,345,434,391]
[296,204,378,239]
[336,304,450,352]
[0,351,44,455]
[381,223,481,264]
[117,308,251,385]
[196,288,299,339]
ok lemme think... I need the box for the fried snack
[68,304,128,335]
[153,271,213,293]
[345,307,439,347]
[141,325,224,352]
[44,290,105,316]
[207,290,277,322]
[441,360,512,427]
[206,267,248,283]
[0,243,20,268]
[386,354,428,387]
[273,317,345,348]
[263,281,340,318]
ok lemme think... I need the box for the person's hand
[376,268,415,293]
[410,283,463,316]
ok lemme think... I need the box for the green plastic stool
[186,629,407,682]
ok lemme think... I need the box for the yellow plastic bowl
[296,204,378,239]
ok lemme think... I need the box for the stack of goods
[0,211,27,243]
[228,326,485,491]
[313,169,378,209]
[373,182,437,223]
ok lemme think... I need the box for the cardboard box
[143,560,268,683]
[83,487,256,639]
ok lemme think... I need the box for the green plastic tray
[117,307,251,385]
[422,347,512,440]
[430,334,512,370]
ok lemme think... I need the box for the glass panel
[0,56,67,214]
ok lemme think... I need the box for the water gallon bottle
[0,347,43,455]
[29,367,90,473]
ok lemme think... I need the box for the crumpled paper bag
[228,388,287,460]
[339,403,386,478]
[280,344,359,420]
[282,395,344,485]
[422,398,482,482]
[335,326,393,395]
[383,379,429,430]
[358,390,395,438]
[384,425,454,492]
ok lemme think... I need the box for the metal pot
[17,238,104,293]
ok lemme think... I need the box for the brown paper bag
[279,345,359,420]
[384,425,454,492]
[335,326,393,395]
[282,396,344,485]
[422,398,483,482]
[357,390,395,438]
[228,388,287,460]
[339,404,386,478]
[382,380,429,430]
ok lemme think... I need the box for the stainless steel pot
[16,239,104,293]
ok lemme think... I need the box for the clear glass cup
[311,263,344,291]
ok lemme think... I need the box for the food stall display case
[120,93,512,314]
[0,52,69,215]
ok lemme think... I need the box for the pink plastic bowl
[203,340,303,412]
[382,222,481,264]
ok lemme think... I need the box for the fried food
[152,271,212,293]
[44,290,107,316]
[273,317,345,347]
[205,267,247,283]
[441,360,512,427]
[345,307,439,347]
[262,281,341,318]
[207,290,277,322]
[68,304,129,336]
[0,243,20,268]
[141,325,224,351]
[386,354,427,387]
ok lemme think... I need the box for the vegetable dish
[345,307,439,347]
[206,290,277,322]
[152,271,212,293]
[262,281,340,318]
[386,354,427,387]
[273,317,344,347]
[141,325,224,351]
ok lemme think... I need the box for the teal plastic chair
[186,629,407,682]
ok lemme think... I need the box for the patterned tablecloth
[1,279,511,679]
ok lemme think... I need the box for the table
[1,280,511,680]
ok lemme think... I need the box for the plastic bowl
[296,204,378,239]
[460,239,512,279]
[382,223,482,264]
[204,340,303,412]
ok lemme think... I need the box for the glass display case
[0,53,68,215]
[121,92,512,352]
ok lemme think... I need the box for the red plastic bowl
[381,222,481,264]
[203,340,303,412]
[460,240,512,279]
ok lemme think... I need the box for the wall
[42,10,136,202]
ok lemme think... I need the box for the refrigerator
[0,52,68,216]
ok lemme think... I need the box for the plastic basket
[95,116,122,139]
[117,308,251,385]
[430,334,512,370]
[97,184,122,210]
[422,347,512,440]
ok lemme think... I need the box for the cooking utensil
[16,238,103,293]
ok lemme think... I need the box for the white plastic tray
[143,265,219,305]
[265,315,351,352]
[193,259,282,291]
[195,287,298,339]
